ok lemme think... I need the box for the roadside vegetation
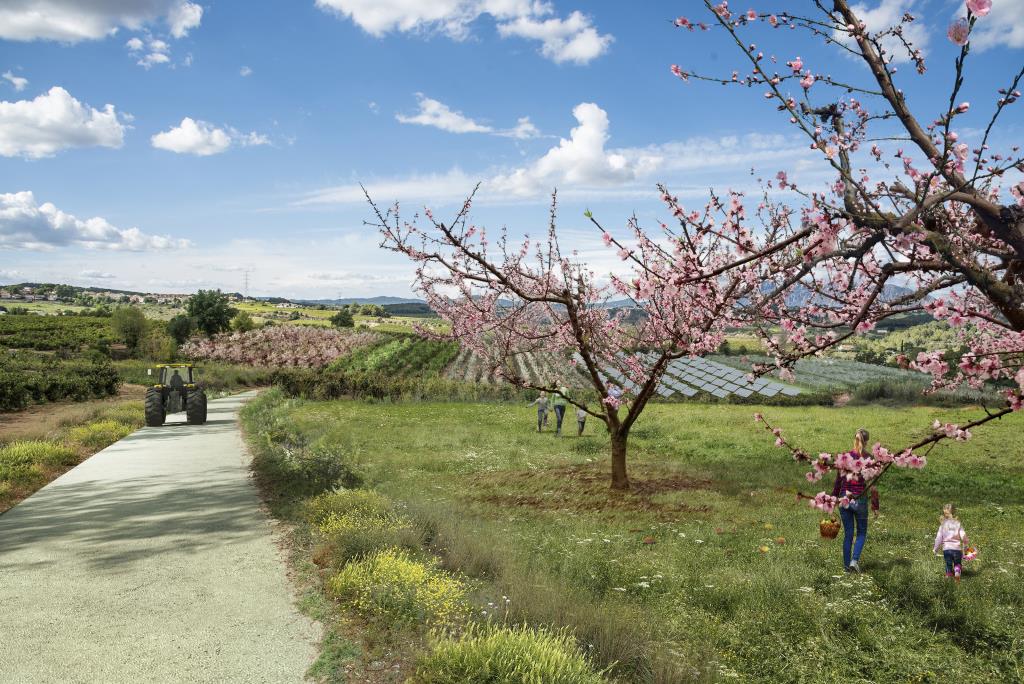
[243,390,1023,682]
[0,401,143,512]
[242,390,609,682]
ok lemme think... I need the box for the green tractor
[144,363,208,427]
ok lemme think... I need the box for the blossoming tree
[662,0,1022,506]
[369,189,760,490]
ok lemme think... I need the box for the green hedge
[0,352,120,411]
[271,367,526,403]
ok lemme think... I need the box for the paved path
[0,392,318,683]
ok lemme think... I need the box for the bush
[307,489,417,566]
[0,352,120,411]
[327,548,471,628]
[414,626,605,684]
[65,420,133,450]
[243,390,363,505]
[0,440,78,468]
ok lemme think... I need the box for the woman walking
[833,428,879,572]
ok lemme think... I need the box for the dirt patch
[0,385,145,441]
[470,462,714,517]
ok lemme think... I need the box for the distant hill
[299,296,425,306]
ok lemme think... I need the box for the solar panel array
[576,354,800,399]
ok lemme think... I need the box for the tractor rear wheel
[186,389,207,425]
[145,388,165,427]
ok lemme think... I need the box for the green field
[245,392,1024,682]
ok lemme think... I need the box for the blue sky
[1,0,1021,298]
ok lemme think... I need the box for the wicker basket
[964,546,978,562]
[819,519,841,539]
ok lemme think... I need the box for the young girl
[933,504,969,581]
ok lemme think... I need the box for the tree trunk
[610,430,630,490]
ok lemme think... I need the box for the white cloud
[396,94,493,133]
[969,0,1024,50]
[839,0,930,64]
[80,270,117,279]
[396,94,542,139]
[151,117,269,155]
[2,71,28,92]
[498,116,540,140]
[300,102,817,206]
[0,0,203,43]
[368,101,379,113]
[0,269,22,281]
[0,191,190,251]
[240,65,253,77]
[490,102,634,196]
[167,0,203,38]
[0,87,126,159]
[130,36,173,69]
[497,11,612,65]
[299,169,480,206]
[315,0,611,65]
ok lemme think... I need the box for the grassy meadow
[245,392,1024,682]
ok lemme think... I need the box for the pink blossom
[753,412,764,422]
[775,437,785,447]
[747,9,757,21]
[956,101,970,113]
[800,73,815,90]
[787,56,803,73]
[967,0,992,17]
[601,232,613,247]
[947,18,970,46]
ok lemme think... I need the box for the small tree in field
[231,310,256,333]
[166,314,195,344]
[186,290,236,337]
[370,190,757,490]
[330,308,355,328]
[111,306,147,354]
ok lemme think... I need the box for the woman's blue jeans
[839,499,869,567]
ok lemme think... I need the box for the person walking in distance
[528,393,550,432]
[552,386,569,436]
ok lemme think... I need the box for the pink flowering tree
[660,0,1023,502]
[368,188,758,490]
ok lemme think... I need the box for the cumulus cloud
[837,0,929,64]
[490,102,635,196]
[240,65,253,77]
[497,11,612,65]
[969,0,1024,50]
[396,94,541,139]
[315,0,611,65]
[0,0,203,43]
[127,35,174,69]
[0,87,126,159]
[396,94,493,134]
[151,117,269,156]
[2,71,28,92]
[0,191,190,251]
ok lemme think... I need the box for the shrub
[327,548,471,628]
[414,625,605,684]
[65,420,133,450]
[307,489,417,566]
[0,440,78,469]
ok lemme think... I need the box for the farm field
[247,392,1024,682]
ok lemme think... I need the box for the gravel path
[0,391,318,683]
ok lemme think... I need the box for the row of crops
[0,316,114,351]
[442,348,589,388]
[0,351,120,411]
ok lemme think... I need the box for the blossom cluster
[182,325,382,368]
